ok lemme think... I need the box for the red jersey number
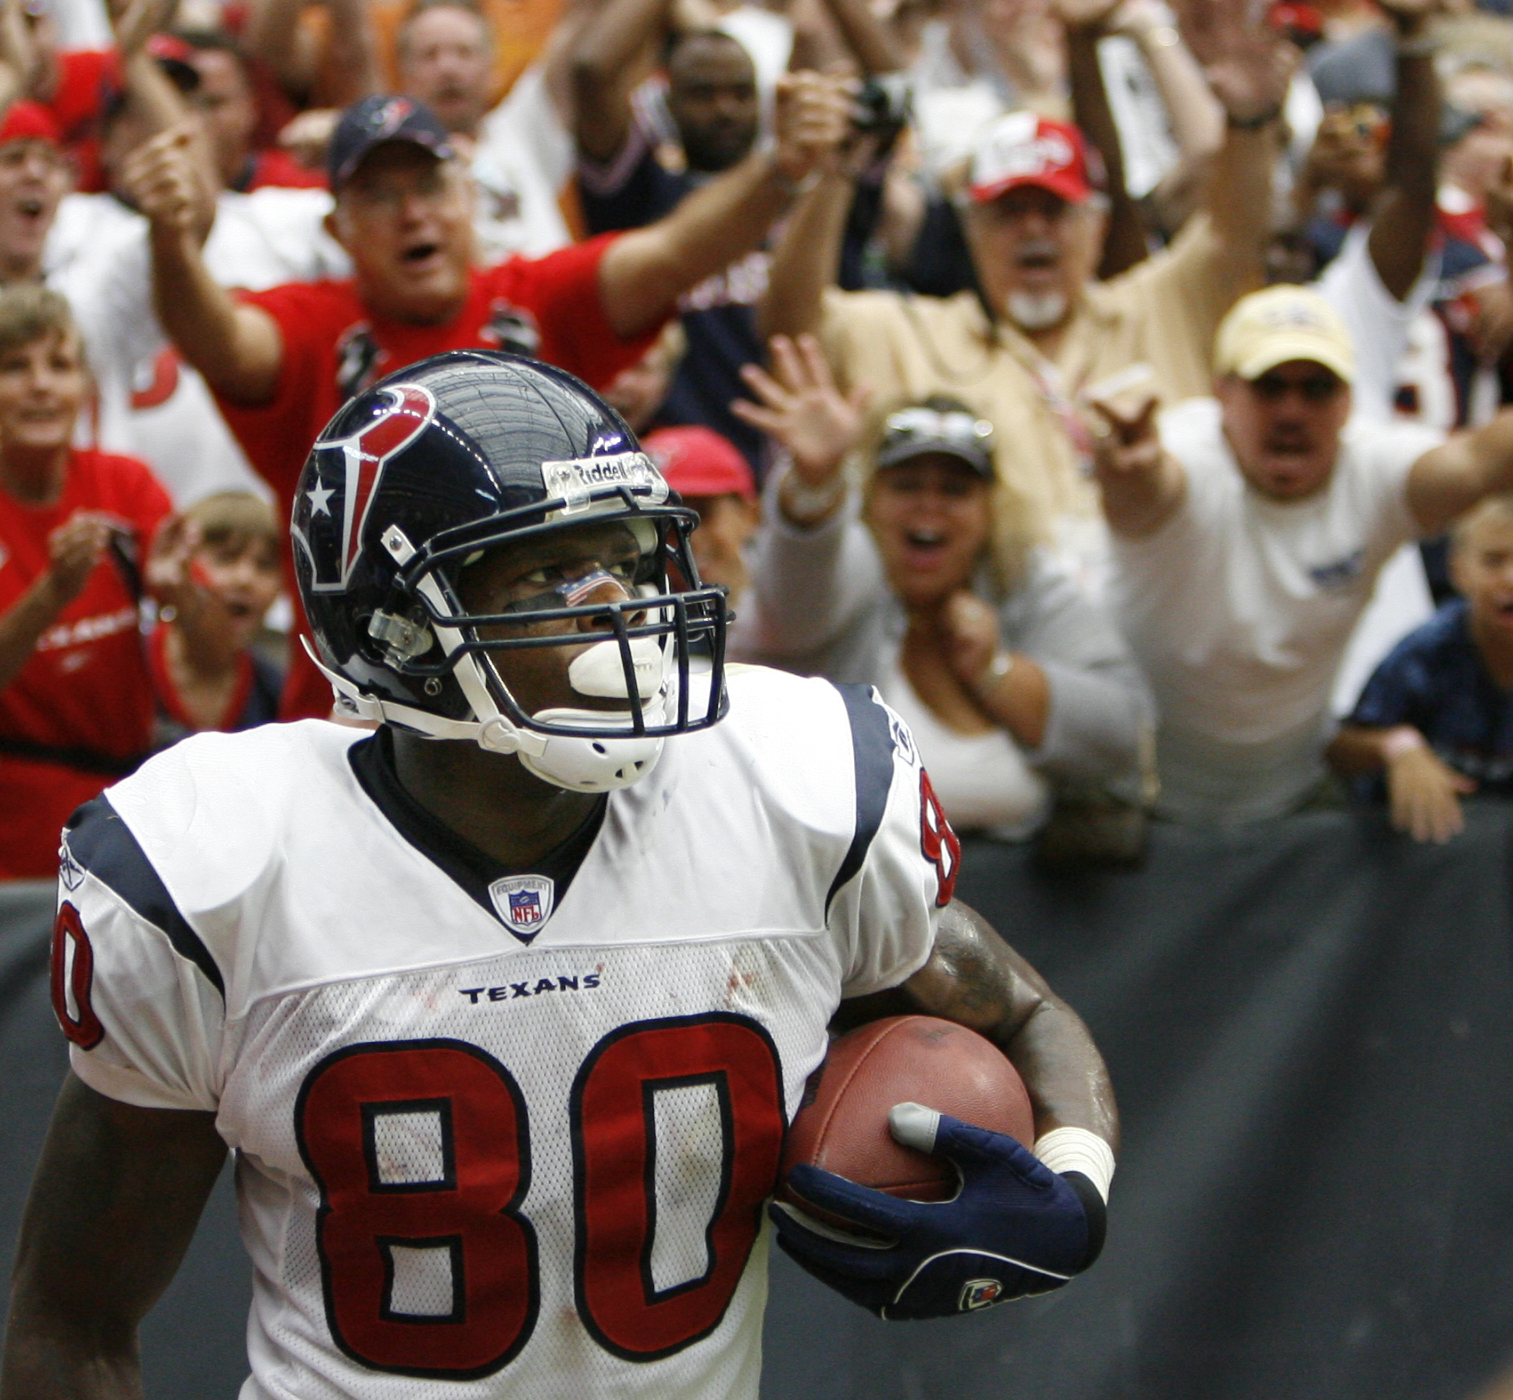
[295,1016,785,1377]
[572,1015,787,1360]
[920,770,961,907]
[294,1041,538,1380]
[51,902,105,1049]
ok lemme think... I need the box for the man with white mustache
[759,16,1291,572]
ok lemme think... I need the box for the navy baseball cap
[328,95,455,191]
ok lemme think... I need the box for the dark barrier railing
[4,808,1513,1399]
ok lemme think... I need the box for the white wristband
[1381,726,1426,764]
[1033,1126,1115,1204]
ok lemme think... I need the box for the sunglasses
[883,408,996,452]
[1249,371,1343,403]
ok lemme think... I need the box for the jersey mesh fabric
[222,935,833,1400]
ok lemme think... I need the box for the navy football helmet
[291,350,728,791]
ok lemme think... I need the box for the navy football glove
[770,1103,1106,1320]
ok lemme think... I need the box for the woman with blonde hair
[733,334,1152,841]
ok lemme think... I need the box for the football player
[1,353,1118,1400]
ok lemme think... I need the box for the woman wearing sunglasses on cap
[732,334,1153,844]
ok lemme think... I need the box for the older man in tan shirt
[759,25,1291,560]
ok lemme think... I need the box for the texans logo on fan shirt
[488,874,556,944]
[300,383,436,591]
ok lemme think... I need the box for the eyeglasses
[883,408,995,452]
[1249,371,1344,403]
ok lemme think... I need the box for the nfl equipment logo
[489,874,556,944]
[959,1278,1005,1312]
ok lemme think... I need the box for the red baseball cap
[642,426,755,501]
[0,101,61,147]
[967,112,1095,206]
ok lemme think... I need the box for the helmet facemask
[334,491,729,792]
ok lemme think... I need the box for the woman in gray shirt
[731,335,1153,838]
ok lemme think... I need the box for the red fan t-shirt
[215,233,659,721]
[0,449,171,878]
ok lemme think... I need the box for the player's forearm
[0,1310,142,1400]
[0,573,67,692]
[149,225,280,405]
[758,171,850,342]
[599,151,794,338]
[903,903,1119,1148]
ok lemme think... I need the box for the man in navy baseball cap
[326,94,454,191]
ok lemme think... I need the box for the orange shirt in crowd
[0,449,171,879]
[214,234,658,722]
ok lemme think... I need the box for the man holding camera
[760,0,1291,561]
[569,0,890,473]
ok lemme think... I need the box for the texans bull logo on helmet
[299,384,436,592]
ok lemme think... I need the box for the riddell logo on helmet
[541,452,670,515]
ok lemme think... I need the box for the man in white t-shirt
[1096,284,1513,823]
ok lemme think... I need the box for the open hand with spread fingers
[732,334,870,521]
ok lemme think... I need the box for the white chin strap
[304,627,670,795]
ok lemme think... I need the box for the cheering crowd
[5,0,1513,878]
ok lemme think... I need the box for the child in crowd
[150,491,284,742]
[1330,496,1513,844]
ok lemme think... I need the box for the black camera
[852,74,912,155]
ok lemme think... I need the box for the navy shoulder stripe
[825,683,897,915]
[64,795,226,999]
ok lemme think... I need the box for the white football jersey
[52,666,960,1400]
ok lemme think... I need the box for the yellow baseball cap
[1213,286,1355,385]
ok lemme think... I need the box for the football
[780,1015,1035,1209]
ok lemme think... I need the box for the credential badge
[489,874,556,944]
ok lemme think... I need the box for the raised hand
[1182,0,1296,122]
[1089,392,1161,480]
[277,109,340,172]
[941,591,1003,693]
[143,512,204,615]
[772,70,857,185]
[731,334,869,484]
[121,124,208,237]
[44,513,114,607]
